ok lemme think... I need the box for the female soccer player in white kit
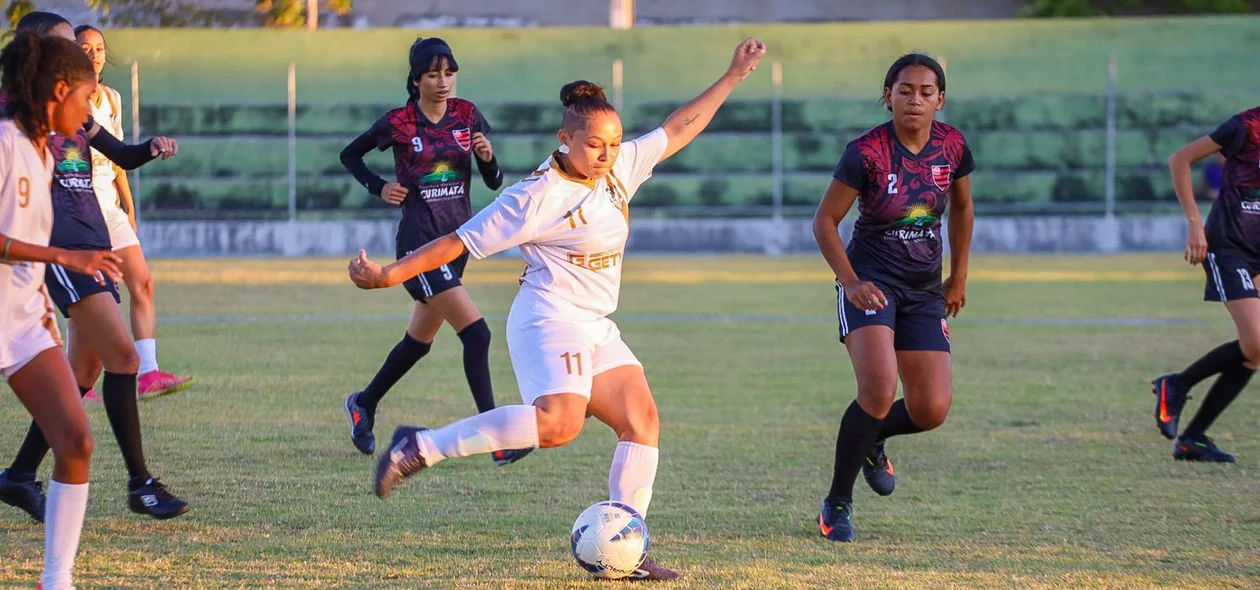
[0,30,124,590]
[349,38,766,581]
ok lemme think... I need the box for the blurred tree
[5,0,34,28]
[256,0,351,27]
[1023,0,1255,17]
[84,0,210,26]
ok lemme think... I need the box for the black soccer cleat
[862,439,896,497]
[344,392,376,455]
[818,498,855,542]
[492,447,535,467]
[1152,374,1191,440]
[1173,434,1236,463]
[622,556,682,581]
[0,469,45,523]
[127,478,190,520]
[375,426,430,499]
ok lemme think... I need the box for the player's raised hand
[349,249,386,289]
[380,182,409,206]
[1185,223,1208,266]
[726,38,767,82]
[471,132,494,162]
[150,136,179,160]
[60,250,122,284]
[944,275,967,318]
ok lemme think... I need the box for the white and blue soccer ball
[570,501,649,579]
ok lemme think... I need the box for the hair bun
[560,80,607,107]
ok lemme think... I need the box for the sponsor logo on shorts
[941,318,951,343]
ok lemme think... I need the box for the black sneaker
[127,477,190,520]
[1173,434,1236,463]
[1152,374,1190,440]
[0,469,44,523]
[622,556,682,581]
[375,426,430,499]
[492,447,534,467]
[344,392,376,455]
[862,439,896,497]
[818,498,855,542]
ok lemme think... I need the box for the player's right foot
[623,557,682,581]
[0,469,45,523]
[862,439,896,497]
[1173,434,1236,463]
[492,447,534,466]
[344,392,376,455]
[138,370,196,400]
[1152,374,1190,440]
[375,426,430,499]
[128,477,190,519]
[83,388,102,403]
[818,498,855,542]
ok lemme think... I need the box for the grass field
[1,253,1257,589]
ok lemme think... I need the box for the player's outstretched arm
[657,38,766,162]
[944,175,974,318]
[1169,136,1222,265]
[348,233,466,290]
[87,122,178,170]
[813,179,887,312]
[0,234,122,282]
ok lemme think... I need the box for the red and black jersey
[363,98,492,249]
[1206,107,1260,255]
[833,120,975,291]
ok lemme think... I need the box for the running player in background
[76,24,195,400]
[0,30,118,590]
[1150,107,1260,463]
[351,38,766,581]
[0,10,190,524]
[812,53,975,543]
[339,37,524,464]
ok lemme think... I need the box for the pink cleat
[82,388,102,403]
[138,370,195,400]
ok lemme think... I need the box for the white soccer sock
[43,480,88,590]
[135,338,159,374]
[418,405,539,466]
[608,441,658,516]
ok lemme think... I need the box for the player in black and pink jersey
[812,53,975,542]
[1150,107,1260,463]
[339,38,528,465]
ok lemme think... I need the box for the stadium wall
[137,216,1186,257]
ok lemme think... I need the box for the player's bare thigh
[844,325,898,418]
[588,364,659,447]
[406,300,447,343]
[423,285,484,332]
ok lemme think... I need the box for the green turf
[1,254,1257,588]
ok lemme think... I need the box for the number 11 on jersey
[564,207,588,229]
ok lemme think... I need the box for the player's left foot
[818,497,856,542]
[622,556,682,581]
[375,426,430,499]
[492,447,534,466]
[1173,434,1235,463]
[138,370,196,400]
[862,439,896,497]
[344,392,376,455]
[83,388,102,403]
[0,469,45,523]
[1152,374,1190,440]
[127,477,190,520]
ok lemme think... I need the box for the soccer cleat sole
[139,377,197,401]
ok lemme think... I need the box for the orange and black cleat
[863,439,896,497]
[818,498,855,542]
[1152,374,1190,440]
[344,392,376,455]
[1174,433,1235,463]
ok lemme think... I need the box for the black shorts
[1204,248,1260,302]
[835,280,950,352]
[45,263,120,318]
[399,250,469,303]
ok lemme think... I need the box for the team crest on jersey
[941,318,951,343]
[932,165,952,191]
[452,127,472,151]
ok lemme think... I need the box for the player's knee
[855,374,898,415]
[535,407,585,448]
[457,318,491,350]
[618,399,659,446]
[132,273,155,303]
[52,428,94,465]
[907,391,952,431]
[1240,338,1260,369]
[106,346,141,374]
